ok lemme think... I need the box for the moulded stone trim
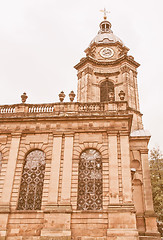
[98,78,115,87]
[121,65,131,74]
[40,237,71,240]
[83,66,93,75]
[94,71,120,77]
[77,72,82,79]
[17,144,52,165]
[133,70,138,78]
[0,147,9,159]
[74,142,108,160]
[140,149,149,154]
[0,135,8,145]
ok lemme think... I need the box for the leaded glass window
[77,149,103,210]
[100,80,115,102]
[17,150,46,210]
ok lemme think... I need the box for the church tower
[75,14,143,132]
[0,11,161,240]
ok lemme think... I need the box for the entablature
[74,54,140,70]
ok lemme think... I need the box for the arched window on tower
[100,80,115,102]
[17,150,46,210]
[77,149,103,210]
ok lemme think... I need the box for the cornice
[0,113,132,122]
[85,41,130,53]
[130,136,151,142]
[74,55,140,70]
[127,107,143,116]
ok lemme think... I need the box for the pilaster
[0,133,21,238]
[41,133,73,239]
[45,134,63,209]
[120,134,133,203]
[140,149,159,236]
[108,133,119,204]
[60,133,74,206]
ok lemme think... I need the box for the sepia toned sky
[0,0,163,152]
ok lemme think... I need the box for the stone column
[120,134,132,203]
[45,134,62,209]
[0,133,21,239]
[108,133,119,204]
[60,133,74,206]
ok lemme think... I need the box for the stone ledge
[107,229,139,238]
[40,237,71,240]
[44,204,72,213]
[79,237,106,240]
[41,229,71,238]
[108,203,135,212]
[139,237,161,240]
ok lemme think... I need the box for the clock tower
[75,16,143,132]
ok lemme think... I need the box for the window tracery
[100,80,115,102]
[17,150,46,210]
[77,149,103,210]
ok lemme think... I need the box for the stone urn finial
[21,92,28,104]
[59,91,65,102]
[118,90,125,101]
[69,91,76,102]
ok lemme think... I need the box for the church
[0,12,161,240]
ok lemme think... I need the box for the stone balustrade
[0,105,16,113]
[0,101,128,116]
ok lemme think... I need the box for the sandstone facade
[0,16,160,240]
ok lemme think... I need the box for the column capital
[119,131,130,136]
[11,132,21,138]
[64,132,74,137]
[53,133,63,137]
[140,149,149,154]
[107,131,118,136]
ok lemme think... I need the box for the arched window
[100,80,115,102]
[77,149,102,210]
[17,150,46,210]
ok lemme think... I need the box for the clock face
[100,47,114,58]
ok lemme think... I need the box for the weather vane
[100,8,110,20]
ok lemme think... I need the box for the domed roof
[90,20,124,46]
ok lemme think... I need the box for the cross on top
[100,8,110,20]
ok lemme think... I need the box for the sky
[0,0,162,152]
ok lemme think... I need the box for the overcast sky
[0,0,162,152]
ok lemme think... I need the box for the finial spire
[100,8,110,20]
